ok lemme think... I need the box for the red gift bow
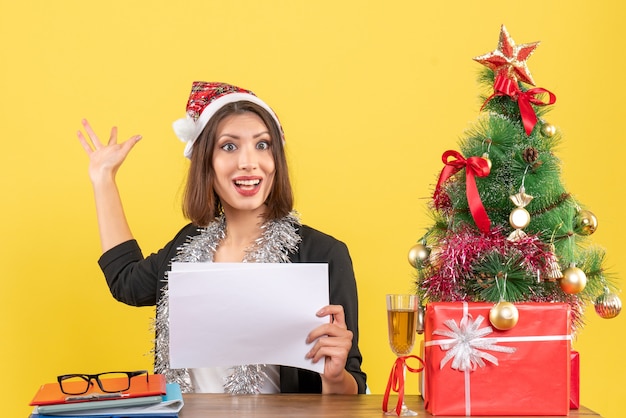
[382,355,425,416]
[433,150,491,233]
[483,74,556,136]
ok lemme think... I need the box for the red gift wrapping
[570,350,580,409]
[423,302,571,416]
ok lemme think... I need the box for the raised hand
[77,119,142,252]
[77,119,142,185]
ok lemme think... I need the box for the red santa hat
[172,81,284,158]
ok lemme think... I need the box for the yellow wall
[2,1,624,417]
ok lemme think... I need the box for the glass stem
[401,362,408,407]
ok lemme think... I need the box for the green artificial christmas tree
[410,25,621,332]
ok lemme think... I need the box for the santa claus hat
[172,81,284,158]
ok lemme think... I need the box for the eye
[256,140,271,151]
[221,143,237,152]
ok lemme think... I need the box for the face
[212,111,276,217]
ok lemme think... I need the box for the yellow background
[2,1,624,417]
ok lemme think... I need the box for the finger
[121,134,143,153]
[307,325,352,346]
[310,332,352,353]
[309,343,349,364]
[306,336,328,362]
[317,305,346,327]
[307,324,330,343]
[81,119,104,148]
[108,126,118,146]
[307,319,353,343]
[76,130,94,155]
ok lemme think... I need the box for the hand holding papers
[168,263,329,374]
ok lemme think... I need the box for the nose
[238,144,258,170]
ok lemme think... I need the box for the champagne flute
[386,294,419,416]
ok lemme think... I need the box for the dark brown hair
[183,101,293,226]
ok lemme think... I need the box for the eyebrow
[217,131,271,140]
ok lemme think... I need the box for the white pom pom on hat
[172,81,284,159]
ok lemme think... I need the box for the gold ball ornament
[509,207,531,229]
[408,243,430,267]
[489,301,519,330]
[482,152,492,170]
[560,266,587,294]
[540,122,556,137]
[574,210,598,236]
[594,292,622,319]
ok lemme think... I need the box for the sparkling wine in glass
[386,294,419,416]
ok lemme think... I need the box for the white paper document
[168,263,329,374]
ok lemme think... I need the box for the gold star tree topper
[474,25,540,86]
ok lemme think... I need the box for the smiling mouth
[234,179,261,189]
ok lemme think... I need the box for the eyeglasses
[57,370,149,395]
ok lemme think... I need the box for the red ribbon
[433,150,491,233]
[483,74,556,136]
[382,355,425,416]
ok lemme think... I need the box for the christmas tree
[410,25,621,332]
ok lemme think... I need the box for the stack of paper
[29,374,183,418]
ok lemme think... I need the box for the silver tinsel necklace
[153,212,301,394]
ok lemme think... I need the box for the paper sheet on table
[168,263,329,374]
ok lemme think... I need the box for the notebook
[30,383,182,418]
[35,394,163,414]
[30,373,167,407]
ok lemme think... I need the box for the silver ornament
[224,364,269,394]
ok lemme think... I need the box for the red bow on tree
[433,150,491,233]
[382,355,425,416]
[483,74,556,135]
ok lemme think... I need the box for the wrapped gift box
[570,350,580,409]
[423,302,571,416]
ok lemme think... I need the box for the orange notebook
[30,373,167,406]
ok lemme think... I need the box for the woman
[77,81,366,395]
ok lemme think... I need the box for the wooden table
[179,394,602,417]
